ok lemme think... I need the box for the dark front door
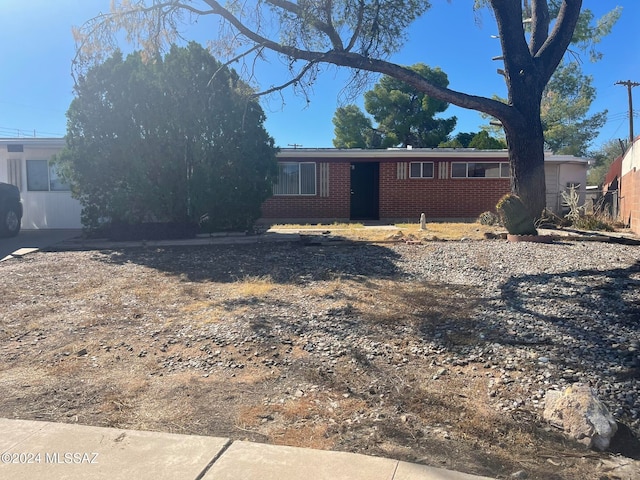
[350,162,379,220]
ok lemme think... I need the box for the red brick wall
[261,160,510,222]
[261,163,351,220]
[379,162,510,220]
[621,168,640,234]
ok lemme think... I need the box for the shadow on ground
[496,261,640,383]
[99,239,402,284]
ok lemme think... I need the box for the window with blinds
[273,162,316,195]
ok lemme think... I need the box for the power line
[615,80,640,143]
[0,126,64,138]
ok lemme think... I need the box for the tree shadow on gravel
[99,241,402,284]
[497,260,640,364]
[495,260,640,456]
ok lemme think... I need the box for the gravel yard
[1,238,639,479]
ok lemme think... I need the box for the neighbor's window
[273,162,316,195]
[451,162,509,178]
[7,144,24,153]
[409,162,434,179]
[26,160,70,192]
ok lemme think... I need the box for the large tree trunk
[504,114,547,220]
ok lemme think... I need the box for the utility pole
[615,80,640,144]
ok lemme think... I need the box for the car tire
[0,205,21,237]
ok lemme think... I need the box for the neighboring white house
[1,138,589,229]
[543,154,590,214]
[0,138,82,229]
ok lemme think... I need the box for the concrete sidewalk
[0,419,495,480]
[0,229,82,262]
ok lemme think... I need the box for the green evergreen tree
[541,62,606,156]
[468,131,507,150]
[364,64,456,148]
[332,105,381,148]
[332,64,455,148]
[56,42,277,232]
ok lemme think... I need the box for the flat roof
[277,148,591,164]
[0,138,65,148]
[0,140,590,164]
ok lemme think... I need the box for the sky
[1,1,639,153]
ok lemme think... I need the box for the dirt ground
[0,238,638,480]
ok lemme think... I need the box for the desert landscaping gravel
[1,237,639,479]
[395,241,640,424]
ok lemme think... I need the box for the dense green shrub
[56,43,277,233]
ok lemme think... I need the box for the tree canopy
[469,131,507,150]
[57,42,277,232]
[74,1,621,219]
[333,105,380,149]
[482,60,607,157]
[438,132,477,149]
[438,131,506,149]
[363,64,456,148]
[587,139,626,186]
[333,64,455,148]
[540,62,606,156]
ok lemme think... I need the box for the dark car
[0,182,23,237]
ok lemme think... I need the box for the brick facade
[378,161,509,220]
[261,162,351,221]
[260,151,512,222]
[621,169,640,231]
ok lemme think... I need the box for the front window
[26,160,70,192]
[273,162,316,195]
[409,162,434,178]
[451,162,509,178]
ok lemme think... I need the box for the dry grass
[269,222,503,242]
[270,222,366,230]
[0,244,631,480]
[174,275,280,324]
[229,275,278,297]
[237,393,369,451]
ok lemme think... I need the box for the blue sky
[1,1,638,152]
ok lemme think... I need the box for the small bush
[561,185,583,223]
[572,215,614,232]
[535,208,571,229]
[477,211,500,226]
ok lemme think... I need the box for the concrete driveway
[0,229,82,262]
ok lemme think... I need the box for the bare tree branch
[208,44,265,88]
[535,0,583,84]
[529,0,550,55]
[200,1,509,121]
[255,61,318,97]
[267,0,345,50]
[345,0,366,52]
[75,1,512,124]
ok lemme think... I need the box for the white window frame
[26,160,70,192]
[273,162,316,196]
[409,162,434,179]
[451,162,510,179]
